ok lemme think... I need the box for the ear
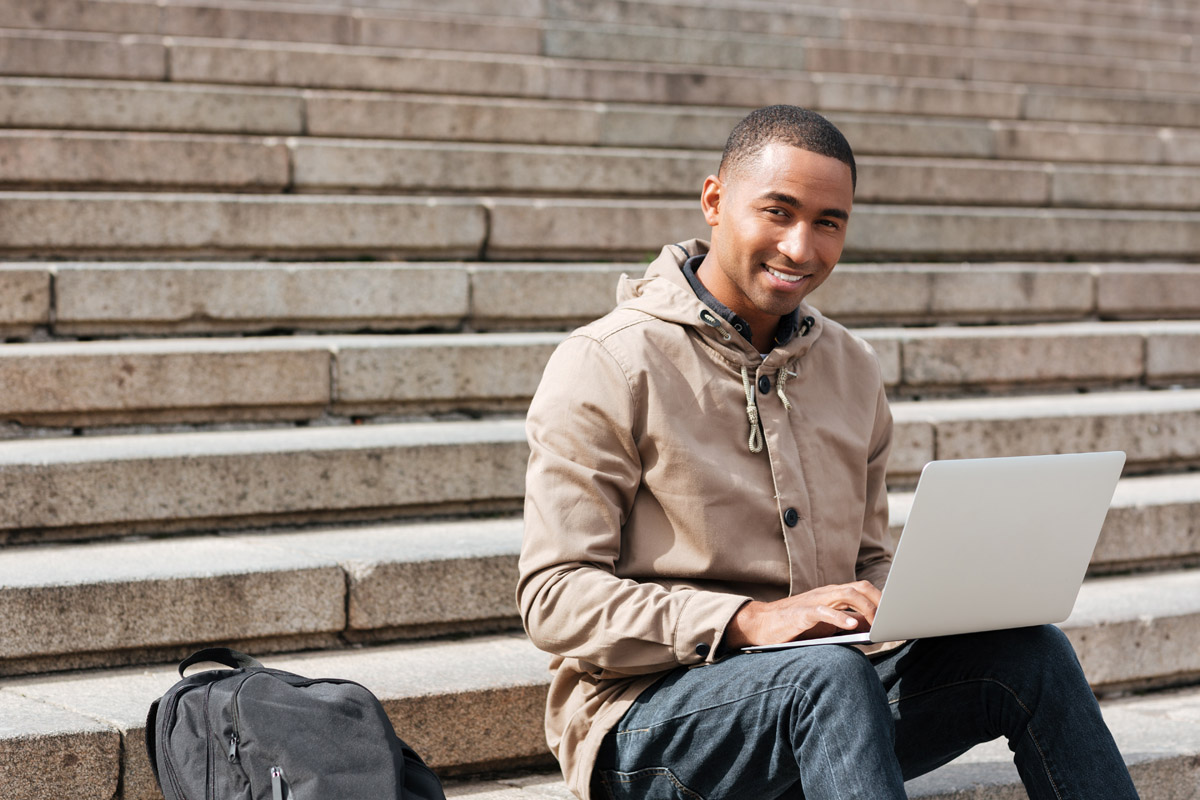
[699,174,722,227]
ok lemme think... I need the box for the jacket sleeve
[517,333,748,676]
[856,380,895,591]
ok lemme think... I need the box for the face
[697,142,853,342]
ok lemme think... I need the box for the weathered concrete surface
[250,519,524,631]
[2,668,178,800]
[0,130,290,189]
[0,77,306,134]
[0,536,345,660]
[0,265,49,333]
[0,0,161,35]
[170,39,549,96]
[846,206,1200,260]
[290,139,712,195]
[304,91,605,145]
[0,338,331,425]
[0,192,487,258]
[0,29,164,80]
[810,264,1096,325]
[891,389,1200,475]
[468,264,630,329]
[53,262,470,335]
[485,198,706,260]
[1067,569,1200,690]
[355,8,541,53]
[886,322,1147,390]
[0,690,120,798]
[0,420,529,538]
[1098,266,1200,320]
[333,332,563,411]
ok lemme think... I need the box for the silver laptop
[743,451,1126,652]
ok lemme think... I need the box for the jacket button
[695,643,711,658]
[757,375,771,394]
[783,508,799,527]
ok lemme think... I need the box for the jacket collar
[616,239,825,368]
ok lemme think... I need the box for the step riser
[4,324,1200,427]
[4,396,1200,537]
[8,81,1200,170]
[8,134,1200,212]
[8,264,1197,340]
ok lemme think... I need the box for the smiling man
[518,106,1138,800]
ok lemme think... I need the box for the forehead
[728,142,854,206]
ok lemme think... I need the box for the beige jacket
[517,240,894,799]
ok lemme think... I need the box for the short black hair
[719,105,856,191]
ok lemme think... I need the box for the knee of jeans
[984,625,1088,692]
[777,645,881,696]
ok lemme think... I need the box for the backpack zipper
[271,766,287,800]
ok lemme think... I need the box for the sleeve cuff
[672,591,753,665]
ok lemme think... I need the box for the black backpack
[146,648,447,800]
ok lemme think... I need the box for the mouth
[764,265,809,285]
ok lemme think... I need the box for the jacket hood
[616,238,825,368]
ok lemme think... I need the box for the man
[517,105,1138,800]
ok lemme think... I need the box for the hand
[723,581,882,648]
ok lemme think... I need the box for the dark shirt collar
[681,255,801,349]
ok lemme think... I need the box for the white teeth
[766,266,805,283]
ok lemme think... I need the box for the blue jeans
[592,626,1138,800]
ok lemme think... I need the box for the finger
[825,588,880,624]
[814,604,861,630]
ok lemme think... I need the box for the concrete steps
[5,262,1197,340]
[4,601,1200,798]
[1,321,1198,428]
[3,389,1200,544]
[9,26,1200,127]
[7,80,1200,167]
[8,193,1200,260]
[7,131,1200,211]
[6,0,1200,86]
[2,470,1197,675]
[2,1,1199,798]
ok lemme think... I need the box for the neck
[694,255,780,354]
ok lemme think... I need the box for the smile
[765,266,807,284]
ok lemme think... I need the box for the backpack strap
[177,648,263,678]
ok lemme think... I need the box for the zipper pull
[271,766,286,800]
[228,733,239,762]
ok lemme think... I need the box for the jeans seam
[889,677,1063,800]
[796,685,848,800]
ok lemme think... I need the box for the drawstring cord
[740,366,763,453]
[701,310,805,452]
[777,365,796,412]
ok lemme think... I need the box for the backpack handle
[178,648,264,678]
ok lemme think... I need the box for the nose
[778,222,816,265]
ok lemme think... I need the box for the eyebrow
[760,191,850,221]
